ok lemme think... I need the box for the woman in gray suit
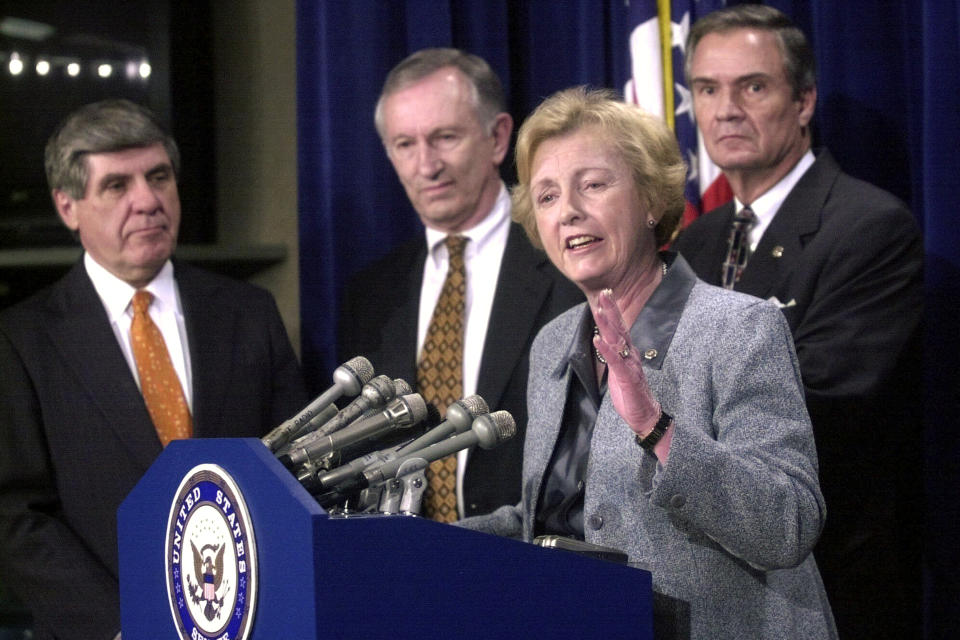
[459,87,836,639]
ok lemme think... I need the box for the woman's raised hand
[592,289,662,436]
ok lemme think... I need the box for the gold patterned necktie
[418,235,468,522]
[722,205,757,289]
[130,290,193,445]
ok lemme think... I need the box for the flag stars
[675,82,693,120]
[671,11,691,50]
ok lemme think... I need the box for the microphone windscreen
[402,393,428,423]
[343,356,374,386]
[392,378,413,396]
[476,410,517,449]
[459,394,489,418]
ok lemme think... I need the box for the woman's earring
[647,219,656,227]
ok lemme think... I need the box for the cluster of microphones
[261,356,516,517]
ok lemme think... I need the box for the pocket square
[768,296,797,308]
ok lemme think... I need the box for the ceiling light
[8,52,24,75]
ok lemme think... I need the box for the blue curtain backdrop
[296,1,959,637]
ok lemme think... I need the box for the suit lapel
[476,224,553,410]
[737,219,804,298]
[46,263,161,469]
[374,244,424,386]
[738,151,840,299]
[678,203,736,287]
[175,262,233,436]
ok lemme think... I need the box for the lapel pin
[771,246,785,258]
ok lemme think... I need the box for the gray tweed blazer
[459,255,837,639]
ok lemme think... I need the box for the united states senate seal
[165,464,258,640]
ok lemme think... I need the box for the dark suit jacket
[0,259,307,640]
[674,150,923,639]
[338,222,584,517]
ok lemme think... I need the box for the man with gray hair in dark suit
[0,99,307,639]
[338,48,582,522]
[673,6,923,638]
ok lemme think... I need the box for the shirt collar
[84,252,179,321]
[556,251,697,376]
[424,182,510,265]
[734,149,815,227]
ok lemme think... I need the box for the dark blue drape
[916,3,960,638]
[296,2,959,637]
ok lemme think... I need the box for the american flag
[623,0,733,228]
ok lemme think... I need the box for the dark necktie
[721,205,757,289]
[130,290,193,445]
[417,235,468,522]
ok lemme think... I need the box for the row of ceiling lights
[4,51,151,79]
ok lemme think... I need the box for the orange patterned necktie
[130,290,193,445]
[417,235,468,522]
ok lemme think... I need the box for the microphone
[296,375,396,445]
[280,393,428,468]
[392,378,414,397]
[261,356,373,452]
[331,394,439,466]
[345,378,413,425]
[286,404,338,443]
[279,378,413,459]
[360,410,515,489]
[314,394,489,492]
[396,394,488,455]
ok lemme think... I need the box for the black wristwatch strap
[635,408,672,450]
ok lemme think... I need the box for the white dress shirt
[417,183,512,516]
[84,253,194,410]
[736,149,816,251]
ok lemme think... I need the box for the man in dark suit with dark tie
[672,6,923,639]
[338,49,582,520]
[0,99,307,640]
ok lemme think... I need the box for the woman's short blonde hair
[512,86,687,249]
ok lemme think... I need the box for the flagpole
[657,0,674,131]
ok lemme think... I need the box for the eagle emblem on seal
[187,540,229,621]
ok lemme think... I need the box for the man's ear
[52,190,80,231]
[490,112,514,165]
